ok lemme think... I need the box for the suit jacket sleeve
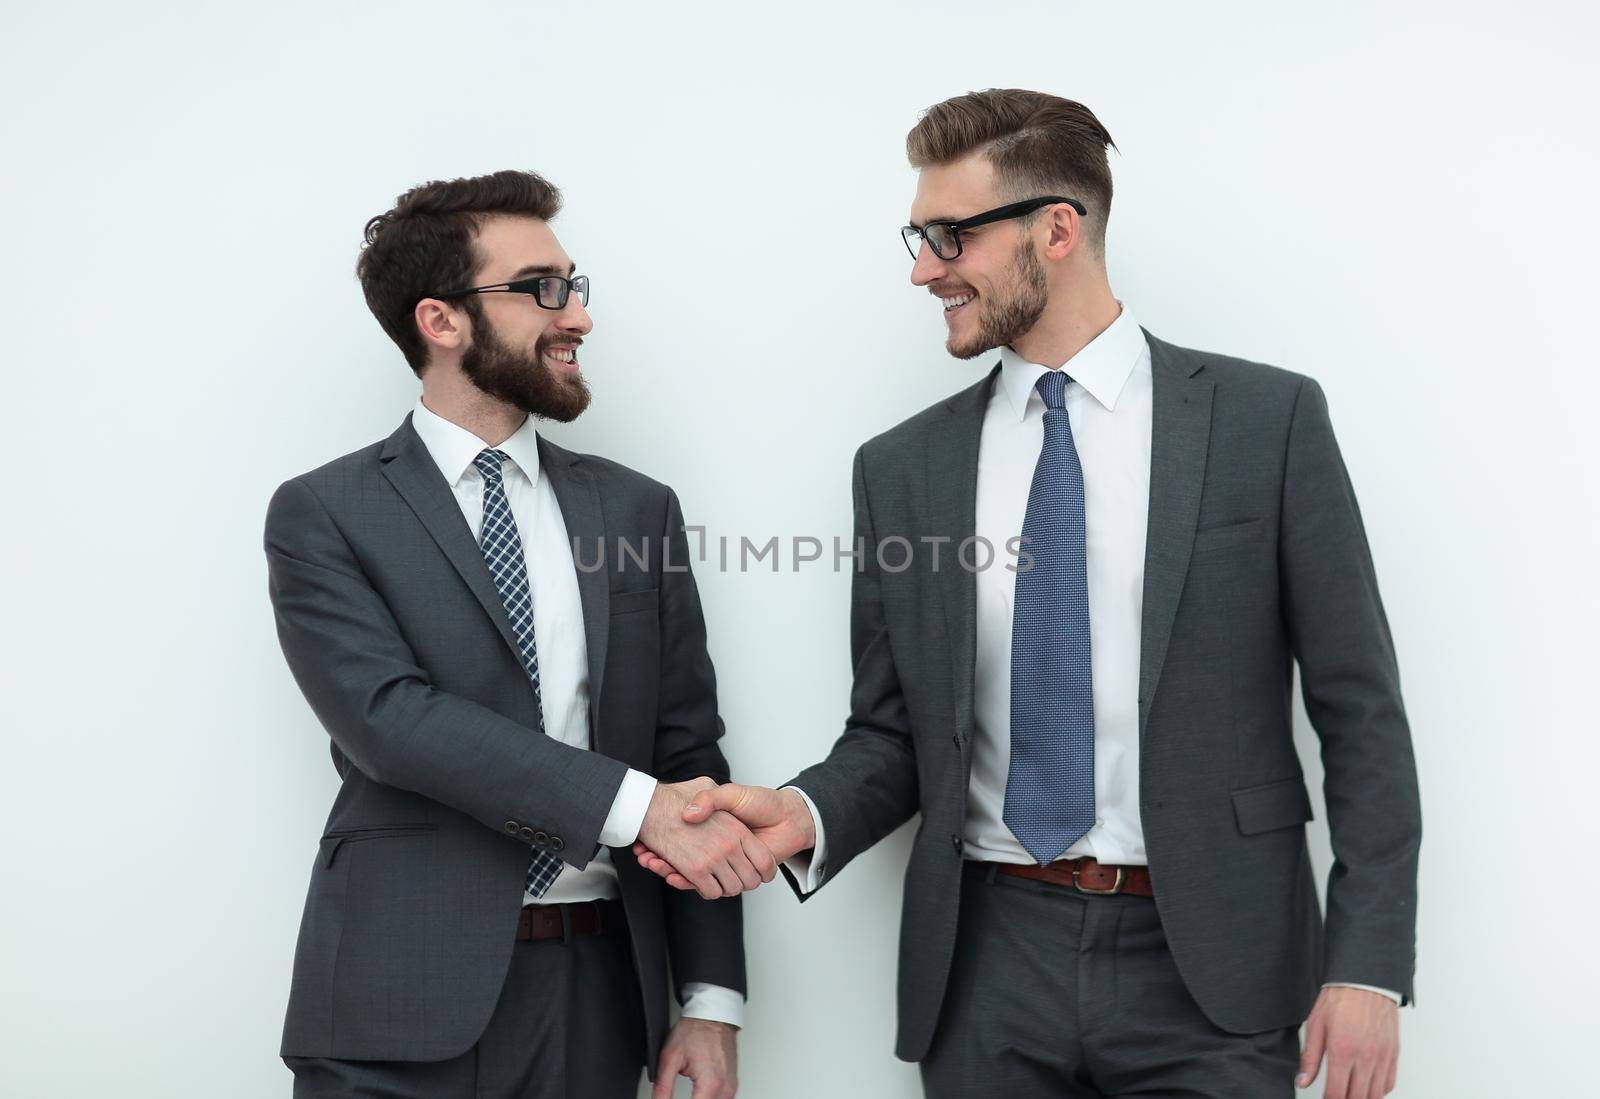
[264,475,628,868]
[1280,376,1422,1002]
[653,486,747,998]
[780,443,921,899]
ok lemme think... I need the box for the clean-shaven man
[266,169,770,1099]
[638,91,1420,1099]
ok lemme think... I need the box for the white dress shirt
[788,307,1398,1003]
[411,396,743,1025]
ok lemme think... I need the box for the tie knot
[1035,370,1071,410]
[473,448,511,483]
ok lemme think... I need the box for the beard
[947,236,1049,360]
[459,308,592,423]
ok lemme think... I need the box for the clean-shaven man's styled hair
[907,89,1119,260]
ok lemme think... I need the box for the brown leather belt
[516,899,621,942]
[992,856,1154,897]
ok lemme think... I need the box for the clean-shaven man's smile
[937,290,975,321]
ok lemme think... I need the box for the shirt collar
[411,396,542,487]
[996,301,1144,422]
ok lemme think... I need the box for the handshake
[632,778,817,900]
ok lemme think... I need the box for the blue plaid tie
[474,448,564,898]
[1004,370,1096,865]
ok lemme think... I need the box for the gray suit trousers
[284,906,645,1099]
[921,864,1299,1098]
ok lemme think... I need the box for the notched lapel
[930,365,999,746]
[537,435,611,751]
[1137,331,1215,741]
[379,414,524,664]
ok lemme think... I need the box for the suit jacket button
[950,834,962,853]
[533,831,550,846]
[519,826,535,842]
[504,821,520,835]
[549,836,565,852]
[951,732,962,748]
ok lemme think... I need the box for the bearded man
[265,169,765,1099]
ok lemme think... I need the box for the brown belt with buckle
[993,856,1154,896]
[516,899,621,941]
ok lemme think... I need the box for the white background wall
[2,2,1595,1095]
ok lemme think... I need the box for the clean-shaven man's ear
[1042,202,1080,262]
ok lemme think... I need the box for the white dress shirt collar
[996,302,1144,421]
[411,396,542,486]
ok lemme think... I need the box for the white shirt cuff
[1322,981,1403,1005]
[780,786,827,894]
[679,981,745,1027]
[598,769,657,848]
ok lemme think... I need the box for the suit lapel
[1136,329,1215,741]
[378,415,614,749]
[379,414,524,663]
[537,434,611,750]
[930,365,1000,745]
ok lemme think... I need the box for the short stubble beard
[948,235,1049,361]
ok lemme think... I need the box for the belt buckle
[1072,863,1125,895]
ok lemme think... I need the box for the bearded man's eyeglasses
[429,273,590,311]
[901,197,1087,261]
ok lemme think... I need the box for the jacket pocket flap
[320,824,436,866]
[1231,777,1313,835]
[610,587,659,615]
[1193,516,1266,553]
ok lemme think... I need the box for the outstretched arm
[636,445,920,897]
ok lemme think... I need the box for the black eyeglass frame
[427,273,590,311]
[901,196,1087,261]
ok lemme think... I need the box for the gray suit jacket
[265,412,743,1067]
[785,328,1421,1062]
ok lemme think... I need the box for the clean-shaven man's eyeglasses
[901,196,1087,261]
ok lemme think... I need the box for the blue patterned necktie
[474,448,564,898]
[1004,370,1097,865]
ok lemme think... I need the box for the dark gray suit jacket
[265,412,743,1067]
[785,328,1421,1062]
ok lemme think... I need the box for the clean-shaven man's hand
[634,784,815,893]
[1297,986,1400,1098]
[653,1018,737,1099]
[637,778,778,900]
